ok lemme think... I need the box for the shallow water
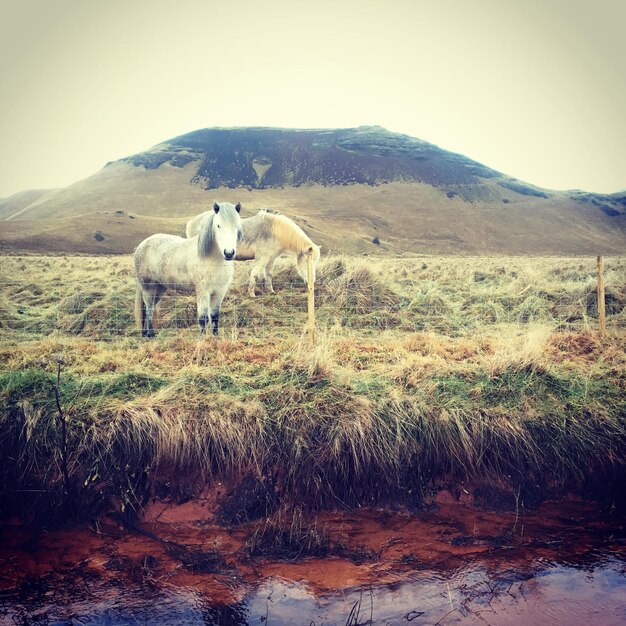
[247,560,626,626]
[2,557,624,625]
[1,499,625,625]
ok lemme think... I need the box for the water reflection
[243,557,626,625]
[2,554,624,625]
[2,584,250,626]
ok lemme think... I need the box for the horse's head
[198,202,243,260]
[296,244,321,285]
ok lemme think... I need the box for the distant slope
[570,190,626,218]
[0,189,54,220]
[0,212,186,255]
[2,126,624,255]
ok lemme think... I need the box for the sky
[0,0,625,198]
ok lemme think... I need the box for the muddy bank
[1,496,624,624]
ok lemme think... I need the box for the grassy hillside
[1,254,625,523]
[0,188,53,220]
[1,178,625,255]
[2,127,624,255]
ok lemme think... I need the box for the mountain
[1,126,624,255]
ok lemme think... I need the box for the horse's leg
[197,287,224,336]
[209,291,225,336]
[196,290,210,336]
[264,255,279,294]
[141,286,163,338]
[210,309,220,337]
[249,254,273,295]
[248,261,262,297]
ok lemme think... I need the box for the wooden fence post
[597,255,606,338]
[307,248,315,344]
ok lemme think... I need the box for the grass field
[0,254,625,523]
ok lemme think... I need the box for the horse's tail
[135,285,145,332]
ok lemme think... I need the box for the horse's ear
[235,202,241,213]
[213,203,220,214]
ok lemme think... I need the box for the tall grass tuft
[320,261,401,315]
[0,294,18,330]
[486,324,554,376]
[244,508,331,559]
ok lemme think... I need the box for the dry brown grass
[0,253,625,520]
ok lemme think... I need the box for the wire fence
[1,255,625,340]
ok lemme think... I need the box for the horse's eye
[217,224,221,228]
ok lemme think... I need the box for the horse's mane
[267,212,317,255]
[197,213,215,257]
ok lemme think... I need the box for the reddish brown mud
[1,496,624,625]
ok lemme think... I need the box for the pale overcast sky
[0,0,624,198]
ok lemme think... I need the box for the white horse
[134,202,243,337]
[186,209,321,297]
